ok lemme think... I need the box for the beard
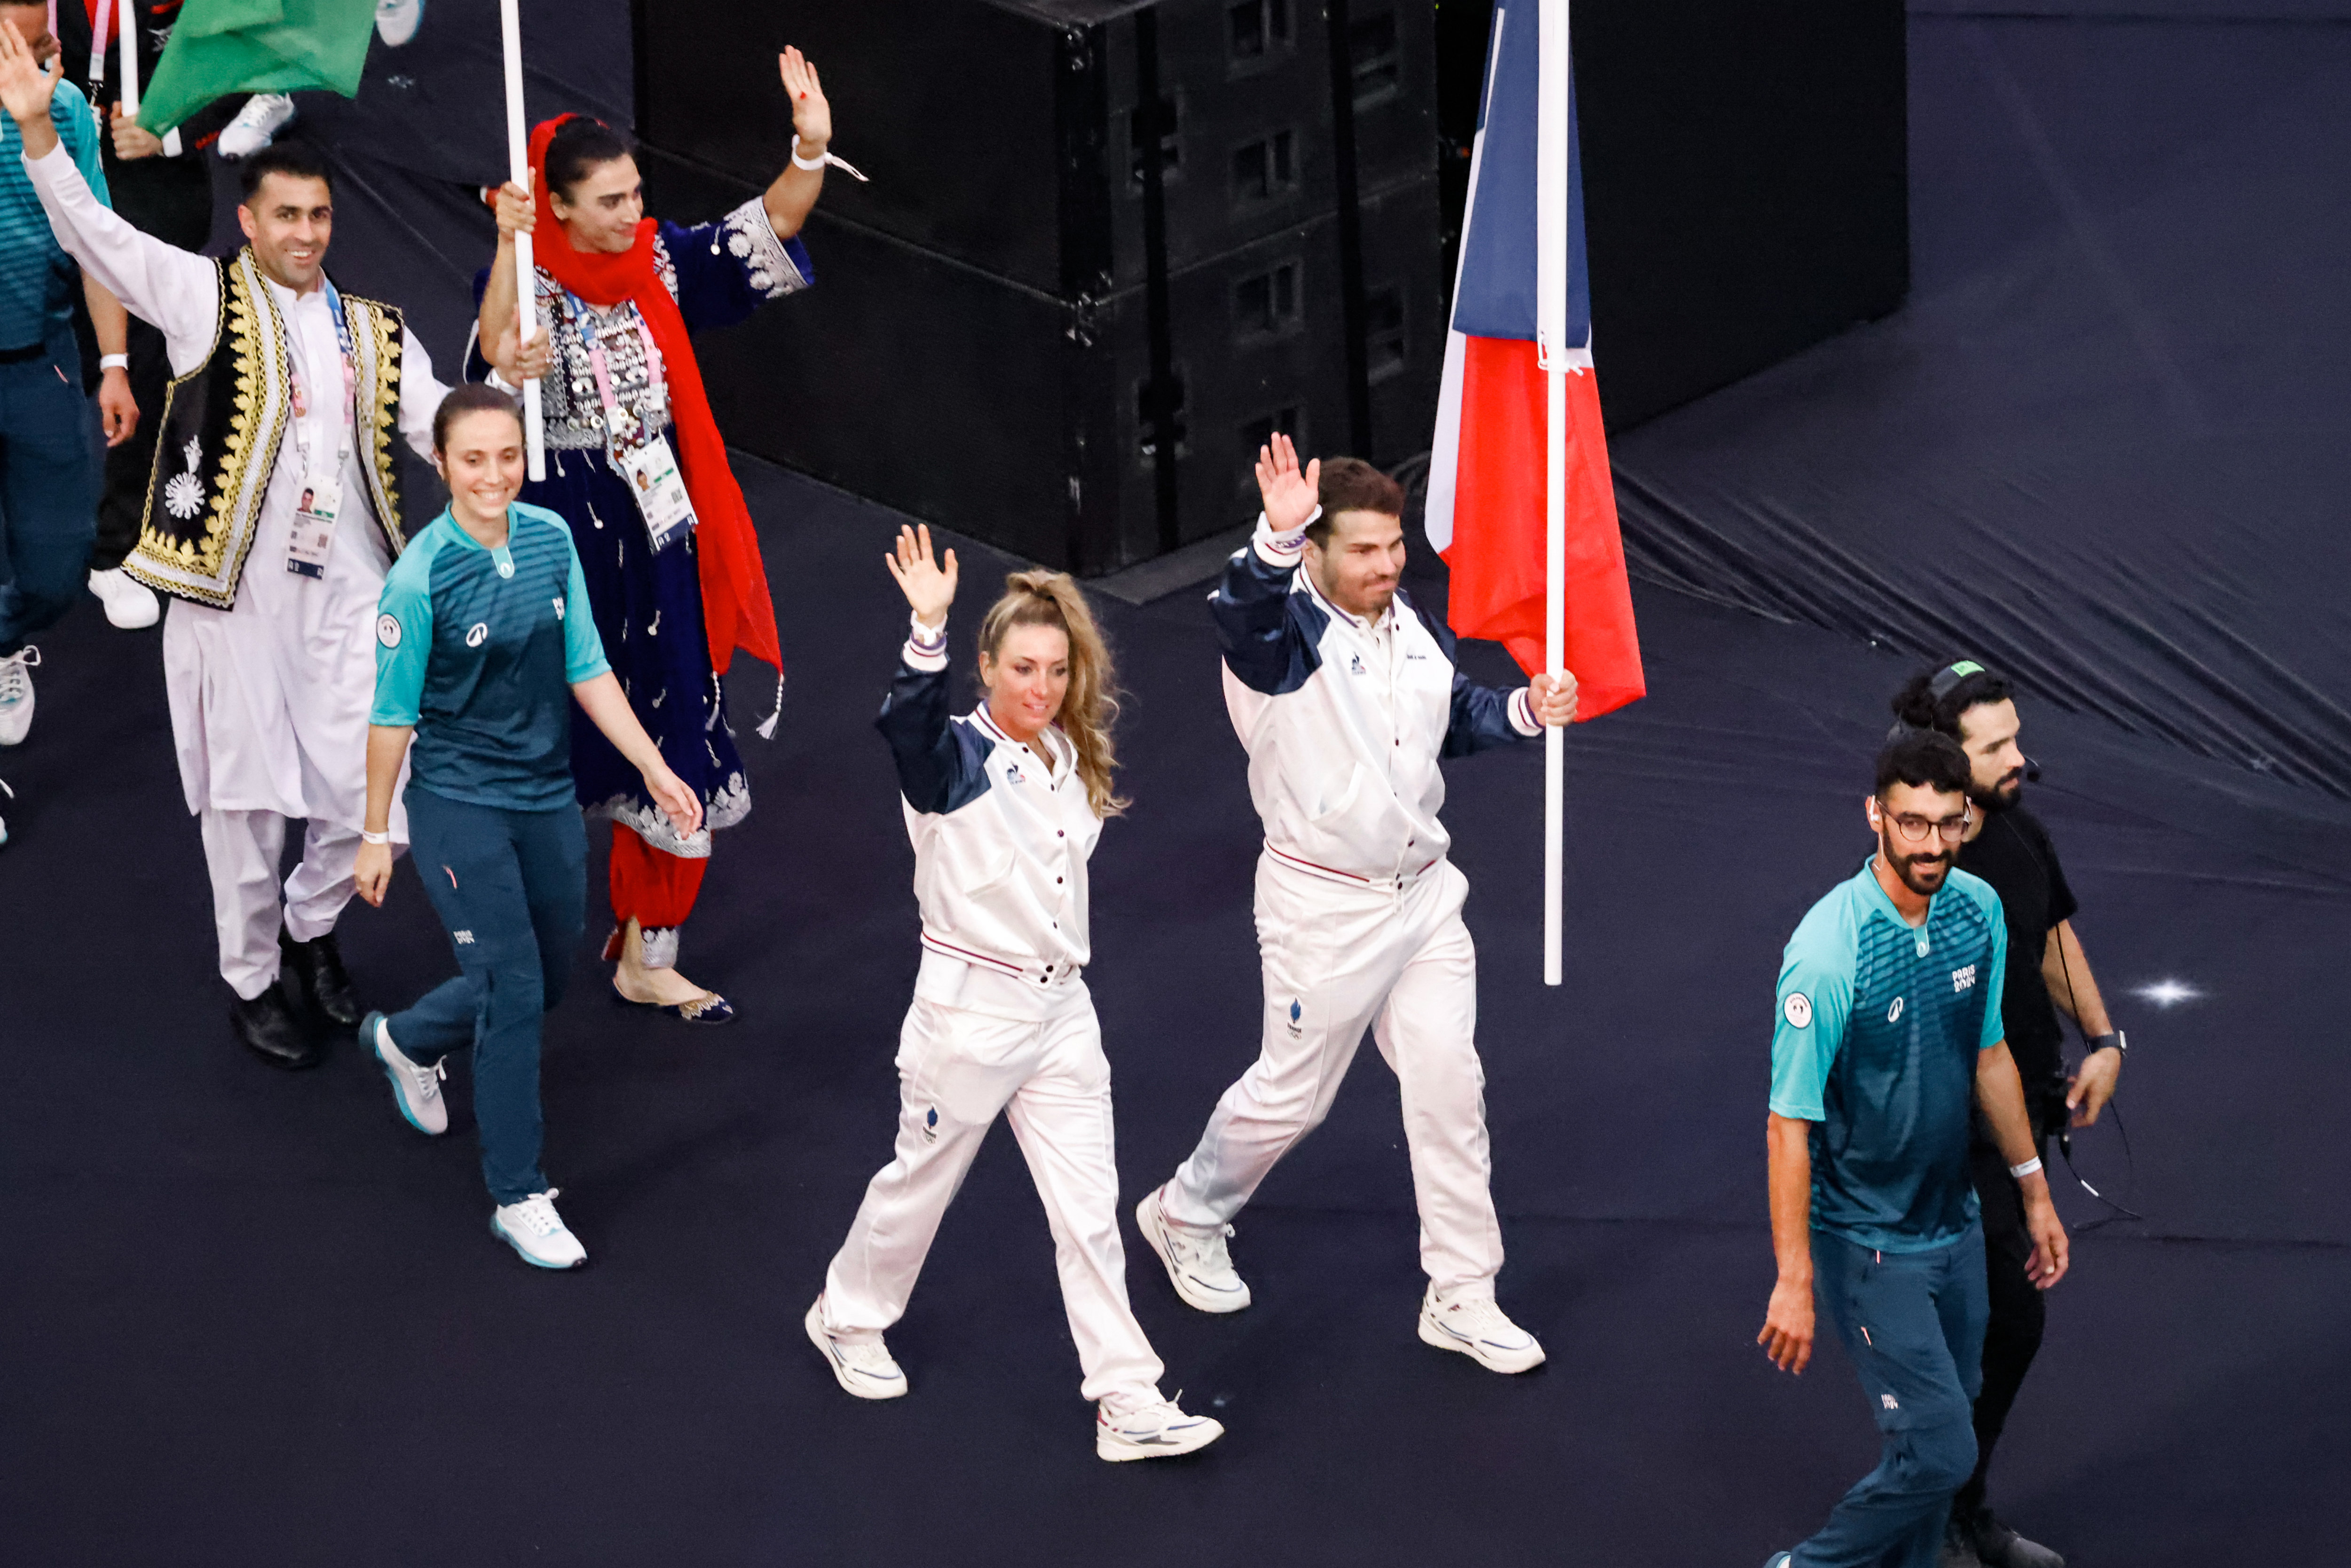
[1884,838,1954,897]
[1971,767,2025,814]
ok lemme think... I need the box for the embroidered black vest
[125,247,406,608]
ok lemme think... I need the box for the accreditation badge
[286,473,344,579]
[618,435,697,553]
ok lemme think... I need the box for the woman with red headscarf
[476,47,845,1022]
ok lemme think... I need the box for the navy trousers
[1794,1223,1989,1568]
[388,788,587,1206]
[0,335,96,656]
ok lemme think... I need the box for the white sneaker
[217,94,296,159]
[87,568,160,630]
[1135,1185,1251,1313]
[0,774,14,847]
[0,646,38,746]
[1417,1287,1546,1374]
[363,1011,447,1135]
[1097,1397,1224,1462]
[374,0,424,47]
[491,1190,586,1269]
[804,1298,907,1399]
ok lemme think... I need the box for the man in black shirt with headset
[1890,661,2128,1568]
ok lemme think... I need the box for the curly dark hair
[1890,662,2014,739]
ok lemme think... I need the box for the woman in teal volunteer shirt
[352,384,702,1269]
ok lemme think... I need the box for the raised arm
[4,23,217,362]
[876,524,991,815]
[1214,434,1322,695]
[764,47,831,240]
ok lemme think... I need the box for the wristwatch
[2086,1030,2126,1057]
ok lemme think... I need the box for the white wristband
[908,612,947,649]
[791,138,870,182]
[99,353,129,371]
[361,829,392,846]
[2008,1156,2043,1180]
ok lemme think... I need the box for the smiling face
[550,152,646,255]
[1304,507,1407,621]
[434,407,527,528]
[1868,780,1971,899]
[979,622,1072,746]
[237,172,335,291]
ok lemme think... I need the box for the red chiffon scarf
[528,115,781,686]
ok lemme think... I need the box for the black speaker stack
[634,0,1442,574]
[633,0,1907,576]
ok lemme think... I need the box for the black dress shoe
[231,982,321,1070]
[280,926,361,1028]
[1968,1509,2065,1568]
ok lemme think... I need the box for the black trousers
[1956,1109,2050,1519]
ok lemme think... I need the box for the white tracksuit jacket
[1216,515,1541,883]
[879,630,1098,992]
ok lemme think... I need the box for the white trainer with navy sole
[1135,1185,1251,1314]
[491,1190,586,1269]
[362,1010,448,1135]
[1417,1286,1546,1374]
[805,1298,908,1400]
[217,93,295,159]
[1097,1398,1224,1462]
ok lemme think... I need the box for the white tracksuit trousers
[821,970,1166,1410]
[1164,852,1507,1297]
[199,808,379,1001]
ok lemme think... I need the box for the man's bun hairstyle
[1891,661,2014,739]
[1875,728,1973,799]
[237,139,335,203]
[1307,457,1405,548]
[545,117,635,203]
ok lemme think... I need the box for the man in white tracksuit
[1136,434,1576,1373]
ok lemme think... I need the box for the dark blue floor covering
[2,449,2343,1566]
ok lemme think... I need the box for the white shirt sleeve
[22,142,221,377]
[395,325,447,460]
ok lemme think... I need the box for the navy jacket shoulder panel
[1212,545,1327,696]
[876,661,994,816]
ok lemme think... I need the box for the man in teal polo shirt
[0,5,134,766]
[1757,729,2070,1568]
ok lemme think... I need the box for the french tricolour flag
[1424,0,1645,721]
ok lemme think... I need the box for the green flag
[138,0,378,135]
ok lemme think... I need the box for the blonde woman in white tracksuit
[805,524,1221,1464]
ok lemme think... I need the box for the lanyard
[560,289,665,450]
[289,280,357,472]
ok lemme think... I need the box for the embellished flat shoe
[610,983,736,1025]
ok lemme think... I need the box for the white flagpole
[112,0,182,156]
[1535,0,1570,987]
[498,0,544,481]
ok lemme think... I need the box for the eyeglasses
[1878,801,1972,844]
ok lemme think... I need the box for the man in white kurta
[15,107,445,1064]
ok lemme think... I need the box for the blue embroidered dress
[470,197,811,857]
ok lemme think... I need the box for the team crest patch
[1783,993,1812,1029]
[1005,761,1025,784]
[1286,999,1304,1037]
[921,1107,939,1145]
[376,613,401,648]
[1349,653,1366,674]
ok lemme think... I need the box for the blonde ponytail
[977,570,1128,819]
